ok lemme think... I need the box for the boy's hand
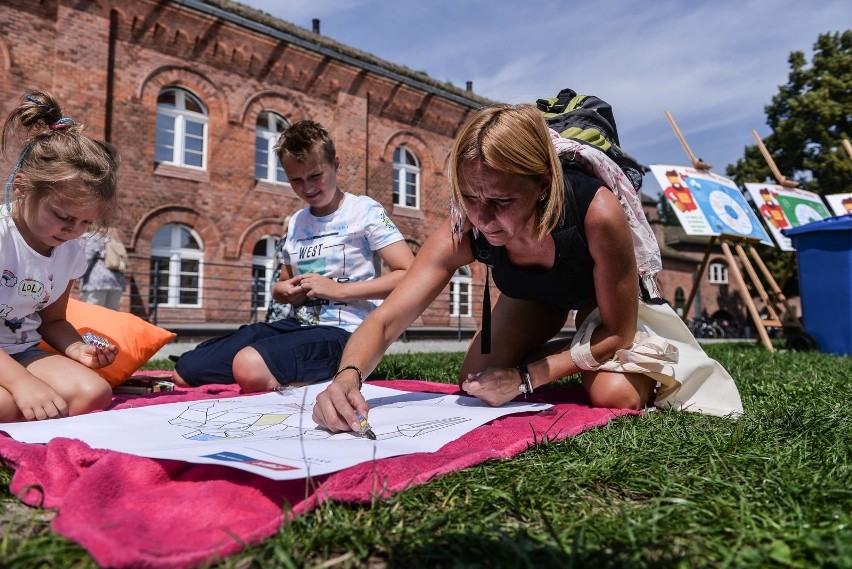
[297,273,342,301]
[273,276,309,306]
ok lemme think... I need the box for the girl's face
[281,153,342,217]
[458,160,548,246]
[16,189,99,256]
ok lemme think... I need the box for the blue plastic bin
[784,215,852,356]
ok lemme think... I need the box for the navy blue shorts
[174,318,351,387]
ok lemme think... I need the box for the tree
[726,31,852,194]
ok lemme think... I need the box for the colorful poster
[744,183,833,251]
[824,192,852,217]
[650,165,773,246]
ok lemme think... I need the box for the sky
[238,0,849,197]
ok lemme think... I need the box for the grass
[2,343,851,568]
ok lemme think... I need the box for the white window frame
[709,262,729,285]
[255,111,289,183]
[155,88,208,169]
[150,224,204,308]
[393,145,420,209]
[450,266,473,317]
[251,236,279,310]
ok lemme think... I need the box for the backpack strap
[536,88,579,114]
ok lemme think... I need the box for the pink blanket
[0,380,639,568]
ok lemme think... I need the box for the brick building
[1,0,764,340]
[0,0,489,331]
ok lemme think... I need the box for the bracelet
[516,363,534,396]
[333,365,363,389]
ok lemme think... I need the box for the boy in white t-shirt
[173,120,414,392]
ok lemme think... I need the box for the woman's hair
[274,119,336,165]
[448,104,564,240]
[2,89,121,229]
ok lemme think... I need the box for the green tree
[727,30,852,194]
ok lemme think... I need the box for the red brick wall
[0,0,485,327]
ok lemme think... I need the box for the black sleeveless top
[469,167,602,311]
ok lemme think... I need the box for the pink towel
[0,380,639,568]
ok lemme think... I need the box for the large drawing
[824,192,852,217]
[650,165,773,246]
[743,183,833,251]
[0,383,551,480]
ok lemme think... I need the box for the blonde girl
[0,89,121,422]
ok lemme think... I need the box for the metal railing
[112,259,481,339]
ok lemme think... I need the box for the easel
[843,138,852,161]
[665,113,799,352]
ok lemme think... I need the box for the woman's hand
[11,379,68,420]
[66,341,118,369]
[312,378,369,434]
[461,367,522,407]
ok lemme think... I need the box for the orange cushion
[38,298,176,387]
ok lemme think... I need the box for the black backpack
[536,88,645,192]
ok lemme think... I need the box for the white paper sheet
[0,382,551,480]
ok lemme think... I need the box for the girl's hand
[66,341,119,369]
[461,367,523,407]
[11,380,68,420]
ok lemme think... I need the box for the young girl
[0,89,121,422]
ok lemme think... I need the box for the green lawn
[2,343,851,568]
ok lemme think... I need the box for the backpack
[536,88,645,192]
[103,239,129,273]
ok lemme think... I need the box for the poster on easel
[650,165,773,246]
[824,192,852,217]
[743,183,833,251]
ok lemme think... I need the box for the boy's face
[281,152,342,216]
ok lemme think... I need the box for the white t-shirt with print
[280,193,404,333]
[0,215,86,354]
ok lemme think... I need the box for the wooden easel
[843,138,852,161]
[665,113,798,351]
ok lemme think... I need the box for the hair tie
[49,117,75,131]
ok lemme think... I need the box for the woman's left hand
[66,341,119,369]
[461,367,523,407]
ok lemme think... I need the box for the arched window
[149,224,203,307]
[393,146,420,208]
[709,262,729,284]
[255,111,289,183]
[251,236,279,311]
[450,265,472,317]
[155,88,208,168]
[674,287,686,316]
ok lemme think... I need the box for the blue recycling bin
[784,215,852,356]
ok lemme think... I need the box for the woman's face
[458,160,547,246]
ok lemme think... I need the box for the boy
[172,120,414,392]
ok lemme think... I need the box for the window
[251,236,279,310]
[155,88,208,168]
[255,111,289,183]
[674,287,685,316]
[450,266,472,317]
[149,224,203,307]
[393,146,420,208]
[709,262,728,285]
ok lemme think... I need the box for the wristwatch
[516,364,534,395]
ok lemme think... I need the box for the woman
[313,104,742,434]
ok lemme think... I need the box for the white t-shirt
[280,193,404,333]
[0,215,86,354]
